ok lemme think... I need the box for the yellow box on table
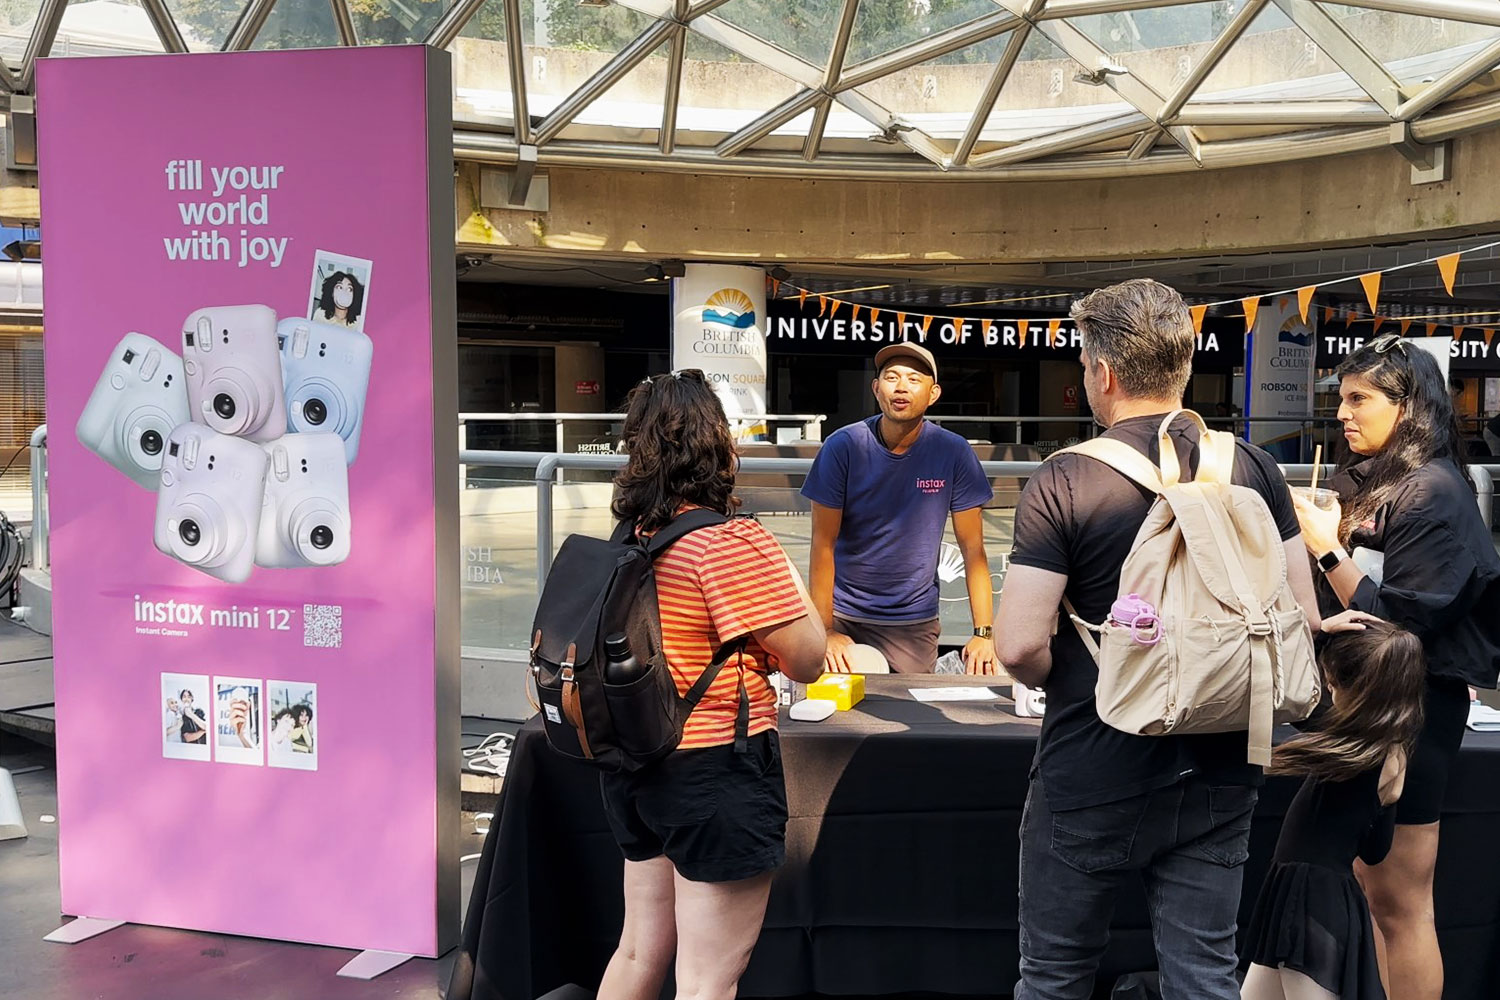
[805,673,865,711]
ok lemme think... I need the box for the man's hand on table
[961,634,1000,676]
[824,631,855,673]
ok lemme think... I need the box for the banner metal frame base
[44,917,127,944]
[336,949,415,980]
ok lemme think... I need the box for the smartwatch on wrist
[1317,547,1349,574]
[973,626,993,639]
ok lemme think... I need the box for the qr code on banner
[303,604,342,648]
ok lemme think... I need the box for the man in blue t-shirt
[801,343,997,674]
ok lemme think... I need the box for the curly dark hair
[612,370,739,534]
[1270,620,1425,783]
[317,270,365,326]
[1335,335,1470,545]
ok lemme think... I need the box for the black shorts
[600,731,787,883]
[1395,675,1471,826]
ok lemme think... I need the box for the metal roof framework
[9,0,1500,180]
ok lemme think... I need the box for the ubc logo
[917,477,946,494]
[702,289,756,329]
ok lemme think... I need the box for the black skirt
[1242,861,1384,1000]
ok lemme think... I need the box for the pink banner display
[38,46,459,955]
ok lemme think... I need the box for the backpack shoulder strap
[638,509,732,558]
[1052,438,1164,494]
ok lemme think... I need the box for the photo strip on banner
[266,680,318,771]
[307,250,373,332]
[161,673,211,761]
[214,677,263,765]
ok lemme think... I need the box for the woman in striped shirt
[598,369,825,1000]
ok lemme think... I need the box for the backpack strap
[1156,409,1230,487]
[1061,595,1101,665]
[641,508,733,558]
[682,637,753,752]
[1052,438,1164,494]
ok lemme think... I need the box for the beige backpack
[1051,410,1319,766]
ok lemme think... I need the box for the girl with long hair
[1241,619,1425,1000]
[1291,334,1500,1000]
[597,370,825,1000]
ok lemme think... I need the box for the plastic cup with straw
[1293,444,1338,509]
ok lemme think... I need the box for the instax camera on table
[154,423,269,584]
[182,305,287,444]
[277,318,372,465]
[75,333,190,490]
[256,433,351,569]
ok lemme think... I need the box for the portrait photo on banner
[307,250,373,332]
[161,672,211,762]
[266,680,318,772]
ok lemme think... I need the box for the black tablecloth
[449,677,1500,1000]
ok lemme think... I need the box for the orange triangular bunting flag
[829,299,844,319]
[1371,316,1385,331]
[1297,286,1316,323]
[1242,296,1260,333]
[1359,272,1381,314]
[981,319,993,340]
[1048,318,1063,346]
[920,314,933,339]
[1486,329,1496,347]
[1324,307,1336,326]
[799,289,808,308]
[1190,305,1208,334]
[897,312,907,333]
[1453,325,1466,341]
[870,308,880,327]
[850,303,861,324]
[770,278,782,298]
[1426,322,1438,338]
[1399,319,1413,337]
[818,295,828,317]
[1437,253,1461,296]
[1017,320,1030,347]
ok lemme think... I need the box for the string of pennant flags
[767,239,1500,348]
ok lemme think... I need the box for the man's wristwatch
[973,626,993,639]
[1317,547,1349,573]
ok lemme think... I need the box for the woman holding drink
[1291,333,1500,1000]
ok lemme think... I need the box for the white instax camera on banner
[277,318,373,464]
[154,423,269,584]
[75,333,190,490]
[182,305,287,444]
[256,433,351,568]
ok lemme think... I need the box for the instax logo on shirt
[916,477,946,494]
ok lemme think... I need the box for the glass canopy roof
[6,0,1500,178]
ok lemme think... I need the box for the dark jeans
[1015,776,1257,1000]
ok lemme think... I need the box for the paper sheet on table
[909,687,1001,703]
[1467,701,1500,732]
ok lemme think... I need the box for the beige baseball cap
[874,342,938,380]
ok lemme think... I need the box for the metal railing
[457,451,1496,592]
[19,433,1498,580]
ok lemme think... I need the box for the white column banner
[671,263,768,433]
[1247,294,1316,463]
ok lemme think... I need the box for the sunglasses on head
[639,369,707,388]
[1370,333,1407,356]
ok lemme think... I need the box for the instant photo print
[161,672,211,762]
[257,432,351,569]
[266,680,318,771]
[182,304,287,444]
[277,317,373,464]
[154,423,270,584]
[213,677,263,766]
[75,333,190,490]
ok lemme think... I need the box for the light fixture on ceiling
[1074,59,1129,87]
[644,261,686,283]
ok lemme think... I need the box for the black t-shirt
[180,706,205,741]
[1010,413,1301,811]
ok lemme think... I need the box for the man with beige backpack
[995,278,1350,1000]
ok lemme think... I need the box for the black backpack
[530,509,751,772]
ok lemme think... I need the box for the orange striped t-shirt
[653,517,807,750]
